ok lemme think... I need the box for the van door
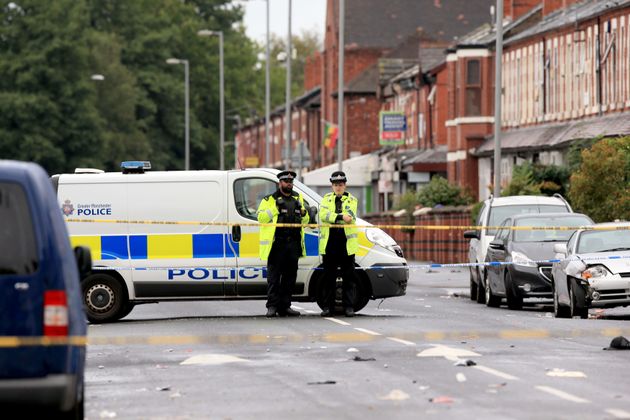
[228,173,321,298]
[0,182,46,377]
[126,174,231,298]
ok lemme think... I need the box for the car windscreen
[513,215,592,242]
[487,204,568,235]
[577,229,630,254]
[0,182,39,275]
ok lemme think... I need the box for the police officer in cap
[319,171,359,317]
[257,170,310,317]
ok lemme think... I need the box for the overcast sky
[239,0,326,43]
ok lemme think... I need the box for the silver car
[551,222,630,318]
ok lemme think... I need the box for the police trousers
[321,253,357,310]
[266,237,301,310]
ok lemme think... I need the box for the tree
[416,176,473,207]
[568,137,630,222]
[501,162,541,196]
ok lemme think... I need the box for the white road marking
[546,368,587,378]
[606,409,630,419]
[354,328,381,336]
[180,354,249,366]
[535,385,590,403]
[387,337,416,346]
[456,373,467,382]
[473,365,519,381]
[417,344,481,358]
[326,318,351,326]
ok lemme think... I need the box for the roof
[487,195,571,207]
[343,0,496,49]
[402,145,448,165]
[506,0,630,46]
[345,63,379,94]
[475,112,630,156]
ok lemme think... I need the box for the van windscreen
[0,182,38,275]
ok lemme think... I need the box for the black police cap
[277,170,297,181]
[329,171,347,183]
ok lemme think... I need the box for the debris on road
[453,359,476,366]
[379,389,410,401]
[156,386,171,391]
[352,356,376,362]
[604,336,630,350]
[307,380,336,385]
[456,373,467,382]
[429,396,453,404]
[347,347,359,353]
[99,410,117,418]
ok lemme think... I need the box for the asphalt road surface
[85,265,630,419]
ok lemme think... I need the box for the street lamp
[166,58,190,171]
[198,29,225,171]
[90,74,105,81]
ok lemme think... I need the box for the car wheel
[469,267,478,301]
[82,272,127,323]
[476,271,486,304]
[505,271,523,310]
[553,281,570,318]
[485,272,501,308]
[569,281,588,319]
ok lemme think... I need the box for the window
[465,59,481,116]
[233,178,277,220]
[0,183,38,275]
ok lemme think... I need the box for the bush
[568,137,630,222]
[416,176,473,207]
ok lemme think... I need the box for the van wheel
[115,302,136,321]
[82,273,127,323]
[315,273,369,314]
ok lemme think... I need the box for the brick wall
[345,94,381,156]
[304,51,322,92]
[362,207,472,264]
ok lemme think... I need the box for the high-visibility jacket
[319,191,358,256]
[256,190,309,261]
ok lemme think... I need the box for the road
[85,265,630,419]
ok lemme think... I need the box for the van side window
[234,178,277,220]
[0,183,38,275]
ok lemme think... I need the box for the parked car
[483,213,593,309]
[0,160,91,417]
[464,194,573,304]
[551,221,630,319]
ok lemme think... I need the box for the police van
[51,162,408,323]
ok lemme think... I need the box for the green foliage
[416,176,473,207]
[501,161,541,196]
[0,0,296,173]
[568,137,630,222]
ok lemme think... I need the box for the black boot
[320,308,332,317]
[266,307,277,318]
[344,307,355,317]
[283,307,301,317]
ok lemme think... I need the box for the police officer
[319,171,359,317]
[257,170,309,317]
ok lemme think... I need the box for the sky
[239,0,327,44]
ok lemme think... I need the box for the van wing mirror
[463,230,480,240]
[232,225,242,242]
[488,239,505,250]
[308,206,318,222]
[74,246,92,279]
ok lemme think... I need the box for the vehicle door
[127,175,230,298]
[471,203,487,265]
[486,219,510,293]
[0,180,47,377]
[228,173,320,298]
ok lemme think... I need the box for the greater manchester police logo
[62,199,74,216]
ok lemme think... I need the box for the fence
[362,206,473,264]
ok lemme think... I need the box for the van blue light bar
[121,161,151,174]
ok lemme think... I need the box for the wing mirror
[308,205,318,222]
[488,239,505,250]
[464,230,480,240]
[553,243,567,256]
[74,246,92,279]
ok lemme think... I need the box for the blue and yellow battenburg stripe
[71,232,321,260]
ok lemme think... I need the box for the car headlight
[580,265,610,280]
[366,228,401,256]
[511,251,537,267]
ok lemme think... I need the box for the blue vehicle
[0,161,91,418]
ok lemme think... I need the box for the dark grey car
[483,213,593,309]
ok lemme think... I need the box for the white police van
[51,162,408,322]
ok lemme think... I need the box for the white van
[51,164,408,322]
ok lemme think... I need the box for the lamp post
[166,58,190,171]
[493,0,503,197]
[338,0,345,171]
[285,0,292,170]
[198,29,225,170]
[265,0,271,167]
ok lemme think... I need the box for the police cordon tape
[90,254,630,274]
[65,218,630,231]
[3,327,630,347]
